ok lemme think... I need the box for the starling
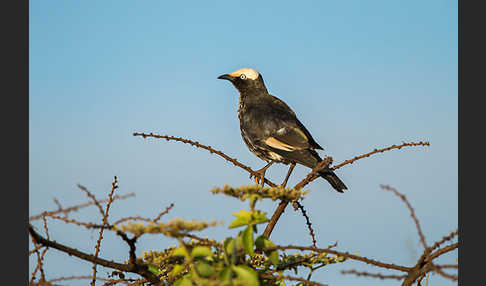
[218,67,347,193]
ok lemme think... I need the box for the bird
[218,67,347,193]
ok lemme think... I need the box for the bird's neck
[237,88,268,103]
[238,89,268,116]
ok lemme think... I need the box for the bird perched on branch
[218,67,347,193]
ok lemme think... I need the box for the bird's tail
[318,169,347,193]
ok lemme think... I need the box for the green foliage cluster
[126,184,346,285]
[211,184,309,202]
[115,218,223,237]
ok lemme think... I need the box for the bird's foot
[249,169,267,187]
[249,162,274,187]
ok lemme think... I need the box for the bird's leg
[250,162,274,187]
[279,163,296,188]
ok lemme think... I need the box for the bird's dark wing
[262,95,323,151]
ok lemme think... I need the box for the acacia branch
[263,141,429,239]
[380,184,427,250]
[433,266,458,281]
[427,229,458,253]
[91,176,118,286]
[263,158,332,238]
[133,132,278,187]
[29,193,135,221]
[340,269,406,280]
[293,201,317,248]
[46,275,142,285]
[28,224,162,285]
[266,245,412,272]
[429,243,458,260]
[331,141,430,171]
[259,273,327,286]
[76,184,106,218]
[401,242,458,286]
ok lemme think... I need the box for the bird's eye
[240,74,247,80]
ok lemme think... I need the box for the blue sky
[30,1,457,285]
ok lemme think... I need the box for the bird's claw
[249,170,266,187]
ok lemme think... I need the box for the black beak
[217,74,235,81]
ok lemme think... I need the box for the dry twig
[380,184,428,250]
[267,245,412,272]
[293,201,317,248]
[91,176,119,286]
[263,141,429,239]
[260,273,327,286]
[29,193,135,221]
[263,158,333,238]
[341,269,406,280]
[77,184,106,218]
[331,141,430,171]
[133,132,278,187]
[28,225,161,285]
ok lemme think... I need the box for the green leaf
[229,210,270,228]
[255,235,266,250]
[195,262,215,278]
[254,235,278,265]
[191,246,213,258]
[169,264,186,278]
[229,210,253,228]
[268,250,279,266]
[173,276,193,286]
[232,265,259,286]
[250,210,270,225]
[241,226,254,256]
[224,237,237,264]
[172,246,189,257]
[235,235,244,252]
[255,235,275,250]
[147,264,162,275]
[219,266,232,281]
[224,238,235,255]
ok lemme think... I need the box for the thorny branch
[152,203,175,223]
[29,197,176,285]
[45,275,143,285]
[29,193,135,221]
[263,141,429,239]
[266,244,413,272]
[340,269,407,280]
[28,224,162,285]
[376,183,459,286]
[433,266,458,281]
[293,201,317,248]
[133,132,278,187]
[91,176,118,286]
[77,183,107,218]
[263,157,333,238]
[259,273,327,286]
[264,182,457,286]
[380,184,428,250]
[331,141,430,171]
[132,133,430,242]
[30,228,46,284]
[31,133,452,285]
[426,229,458,254]
[116,203,176,266]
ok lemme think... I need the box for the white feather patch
[276,127,286,135]
[265,137,295,151]
[268,151,284,161]
[228,67,260,80]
